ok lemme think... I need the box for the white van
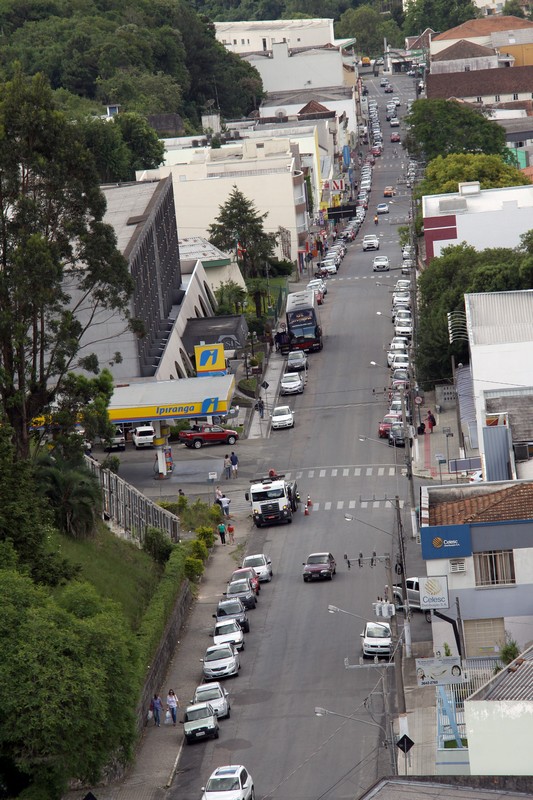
[132,426,156,448]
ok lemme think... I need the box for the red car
[390,133,401,143]
[178,424,238,449]
[384,85,394,93]
[371,145,382,156]
[378,413,402,438]
[231,567,261,595]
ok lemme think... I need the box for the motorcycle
[314,267,329,279]
[374,215,379,225]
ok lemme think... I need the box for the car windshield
[367,624,390,638]
[218,601,242,615]
[273,407,290,417]
[283,374,300,384]
[216,622,238,635]
[195,687,221,702]
[206,777,240,793]
[383,416,399,425]
[205,647,232,662]
[227,581,249,594]
[251,488,284,501]
[186,707,210,721]
[244,556,265,568]
[307,555,329,564]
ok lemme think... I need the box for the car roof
[206,642,234,653]
[186,701,213,712]
[307,551,331,558]
[210,766,243,778]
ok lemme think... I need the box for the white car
[280,372,304,395]
[390,117,400,128]
[392,96,401,106]
[390,335,409,348]
[392,291,411,306]
[363,235,380,251]
[213,619,245,651]
[183,703,219,744]
[321,260,338,275]
[468,470,484,483]
[395,321,413,338]
[376,203,389,215]
[361,621,392,657]
[271,405,294,430]
[373,255,390,272]
[201,765,254,800]
[201,643,240,680]
[390,353,410,371]
[192,682,231,719]
[387,345,408,366]
[307,278,327,295]
[132,425,155,448]
[242,553,273,582]
[395,280,411,291]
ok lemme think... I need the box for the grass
[49,522,161,630]
[443,738,468,749]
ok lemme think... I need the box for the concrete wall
[465,699,533,774]
[500,42,533,67]
[246,42,344,92]
[214,19,335,54]
[431,55,498,74]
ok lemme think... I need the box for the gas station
[108,344,236,477]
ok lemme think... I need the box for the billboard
[419,576,449,609]
[194,343,226,376]
[421,523,472,560]
[415,656,466,687]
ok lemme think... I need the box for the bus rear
[285,290,323,352]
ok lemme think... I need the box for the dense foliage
[0,0,263,127]
[336,6,403,54]
[417,153,530,196]
[403,0,480,35]
[404,100,507,162]
[416,234,533,385]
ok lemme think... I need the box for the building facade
[214,18,336,54]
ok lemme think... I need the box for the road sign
[414,396,423,405]
[397,734,414,753]
[261,381,269,390]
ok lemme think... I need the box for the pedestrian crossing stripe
[301,499,406,511]
[284,467,405,479]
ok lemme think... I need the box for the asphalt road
[165,75,429,800]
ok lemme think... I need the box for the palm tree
[36,454,102,538]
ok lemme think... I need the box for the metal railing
[85,457,180,543]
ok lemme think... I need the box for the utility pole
[383,554,406,716]
[401,387,418,537]
[394,496,412,658]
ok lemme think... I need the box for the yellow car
[383,186,395,197]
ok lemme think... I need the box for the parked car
[321,259,338,275]
[179,424,238,449]
[213,598,250,633]
[395,280,411,292]
[224,578,257,610]
[363,235,380,251]
[101,425,126,451]
[271,405,294,430]
[302,552,336,582]
[392,96,401,106]
[387,346,408,367]
[192,681,230,719]
[389,117,400,128]
[390,132,401,142]
[201,765,254,800]
[307,278,327,295]
[287,350,308,371]
[280,372,304,395]
[213,619,245,651]
[371,145,382,156]
[132,425,155,448]
[361,621,392,658]
[306,284,324,305]
[230,567,260,594]
[376,203,389,215]
[373,255,390,272]
[384,85,393,93]
[242,553,273,582]
[201,643,240,680]
[378,413,402,438]
[182,702,219,744]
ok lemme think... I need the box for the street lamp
[314,704,397,775]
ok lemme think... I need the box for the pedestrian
[332,229,337,241]
[223,453,232,479]
[220,495,231,518]
[258,398,264,419]
[215,485,223,506]
[230,451,239,478]
[426,410,436,434]
[218,520,227,545]
[166,690,179,726]
[178,488,185,497]
[227,523,235,545]
[151,693,163,727]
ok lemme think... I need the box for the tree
[207,186,277,284]
[36,453,102,538]
[113,112,164,174]
[403,0,480,36]
[0,571,137,797]
[404,99,507,162]
[214,280,247,315]
[418,153,530,196]
[502,0,525,16]
[336,6,403,55]
[0,70,135,458]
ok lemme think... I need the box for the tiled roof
[298,100,330,114]
[427,65,533,99]
[429,483,533,525]
[432,39,496,61]
[406,28,436,50]
[433,15,533,41]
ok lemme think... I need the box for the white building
[429,16,533,58]
[214,18,337,54]
[137,139,309,265]
[422,181,533,261]
[244,41,346,93]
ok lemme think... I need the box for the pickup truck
[182,702,219,744]
[178,424,238,449]
[392,577,431,622]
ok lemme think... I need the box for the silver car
[192,681,231,719]
[280,372,304,395]
[242,553,273,582]
[201,643,240,680]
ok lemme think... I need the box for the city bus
[284,290,323,353]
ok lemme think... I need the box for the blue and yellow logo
[195,343,226,375]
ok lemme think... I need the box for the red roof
[433,15,533,41]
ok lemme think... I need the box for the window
[465,65,470,71]
[241,39,245,45]
[477,96,482,103]
[513,93,519,100]
[233,39,237,45]
[473,550,515,586]
[495,95,500,102]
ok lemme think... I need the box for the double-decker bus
[284,290,323,353]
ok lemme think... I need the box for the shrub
[196,525,216,548]
[101,455,120,474]
[143,527,173,565]
[189,539,208,562]
[184,556,204,581]
[177,495,188,512]
[158,500,180,516]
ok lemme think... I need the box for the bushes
[143,527,173,565]
[196,526,216,549]
[184,556,204,581]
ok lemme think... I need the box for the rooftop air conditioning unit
[449,558,466,574]
[513,443,529,462]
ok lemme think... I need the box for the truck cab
[245,474,300,527]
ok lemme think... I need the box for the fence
[85,457,180,543]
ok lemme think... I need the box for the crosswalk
[302,498,404,510]
[284,466,405,479]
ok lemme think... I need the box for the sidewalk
[411,394,469,482]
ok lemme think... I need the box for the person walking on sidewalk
[230,451,239,478]
[223,454,232,479]
[151,694,163,727]
[220,495,231,518]
[166,690,179,726]
[257,398,264,419]
[426,410,436,434]
[217,520,227,545]
[227,523,235,545]
[215,485,223,506]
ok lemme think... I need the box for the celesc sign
[421,524,472,560]
[419,576,449,610]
